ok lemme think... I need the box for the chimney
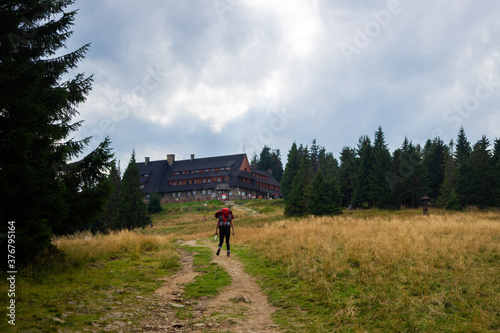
[190,154,195,161]
[145,157,150,166]
[167,154,175,166]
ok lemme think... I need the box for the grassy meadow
[1,199,499,332]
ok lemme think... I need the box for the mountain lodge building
[137,153,280,203]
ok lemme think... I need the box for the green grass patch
[181,245,231,299]
[0,247,179,332]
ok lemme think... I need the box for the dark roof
[136,153,280,195]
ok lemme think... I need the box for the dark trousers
[218,226,231,251]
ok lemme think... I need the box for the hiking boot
[216,249,221,256]
[227,251,230,257]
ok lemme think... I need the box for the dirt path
[133,240,280,332]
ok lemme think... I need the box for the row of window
[170,177,227,186]
[172,166,231,176]
[171,189,213,198]
[253,173,269,181]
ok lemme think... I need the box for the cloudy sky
[67,0,500,169]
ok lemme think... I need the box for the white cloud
[69,0,500,165]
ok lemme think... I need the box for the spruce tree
[115,151,151,229]
[445,189,462,211]
[351,135,373,208]
[454,127,471,167]
[148,192,163,214]
[100,161,122,231]
[422,138,448,200]
[370,127,396,208]
[0,0,113,262]
[281,142,300,200]
[284,157,312,217]
[270,149,284,182]
[256,146,272,171]
[437,141,457,207]
[338,146,356,207]
[308,170,342,216]
[494,138,500,207]
[455,127,472,206]
[466,137,494,208]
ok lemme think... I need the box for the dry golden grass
[52,229,177,264]
[233,211,500,330]
[235,212,499,279]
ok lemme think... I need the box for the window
[177,181,181,185]
[208,179,211,183]
[172,193,176,198]
[226,167,230,170]
[177,192,181,198]
[145,194,150,199]
[195,170,199,173]
[208,190,211,194]
[202,190,206,195]
[187,191,191,197]
[140,184,145,189]
[217,178,221,182]
[193,180,196,184]
[202,179,206,183]
[192,191,196,197]
[205,169,209,172]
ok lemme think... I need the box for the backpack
[218,208,232,227]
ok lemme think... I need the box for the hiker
[215,207,234,257]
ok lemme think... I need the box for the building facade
[137,153,280,203]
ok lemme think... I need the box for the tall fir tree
[318,150,339,180]
[115,151,151,229]
[437,141,458,207]
[308,170,342,216]
[370,127,396,208]
[270,149,284,182]
[284,154,312,217]
[0,0,113,262]
[100,161,122,231]
[281,142,300,200]
[338,146,356,207]
[250,152,258,166]
[455,127,472,206]
[388,138,425,208]
[422,138,448,200]
[454,126,471,167]
[493,138,500,207]
[256,146,272,170]
[460,137,495,208]
[253,146,283,182]
[351,135,374,208]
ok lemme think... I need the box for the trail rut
[134,240,280,332]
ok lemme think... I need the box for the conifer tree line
[282,126,500,216]
[250,145,284,182]
[0,1,150,264]
[98,151,152,232]
[282,139,342,217]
